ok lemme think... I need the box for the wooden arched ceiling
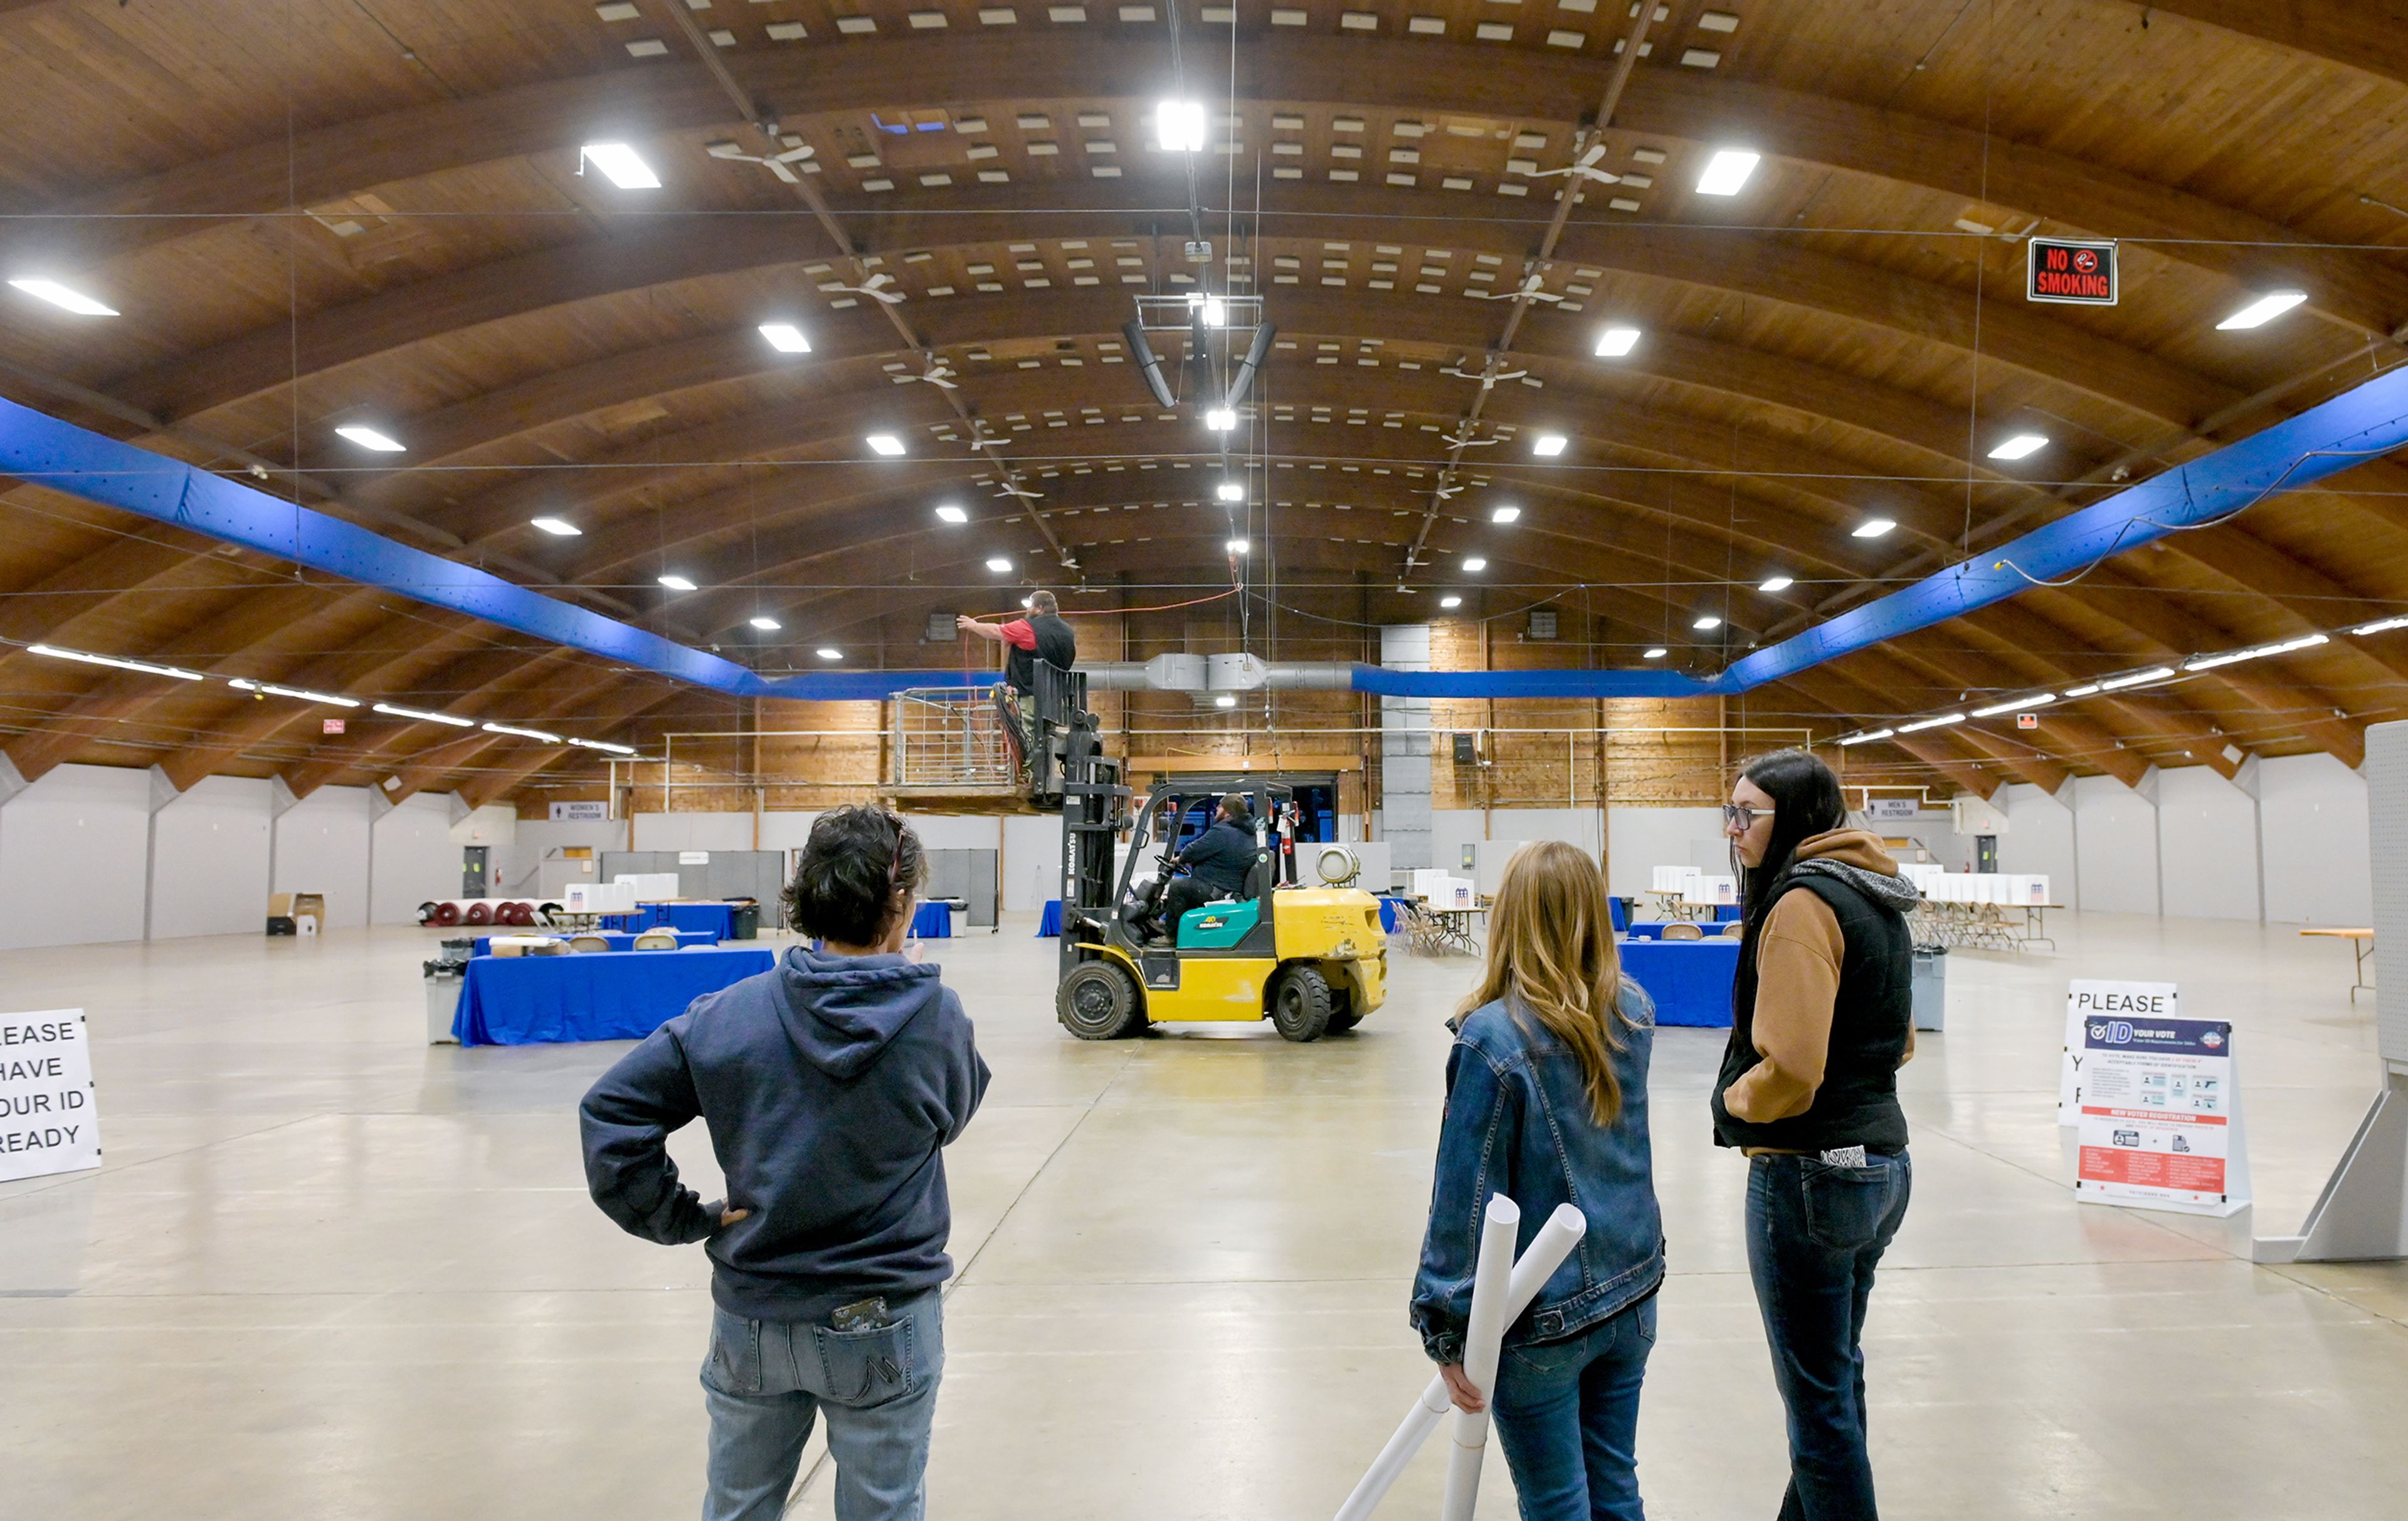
[2,0,2406,803]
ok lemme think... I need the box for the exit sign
[321,718,346,734]
[2027,238,2117,305]
[2017,713,2041,730]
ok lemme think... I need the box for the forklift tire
[1270,966,1334,1042]
[1059,961,1144,1040]
[1326,983,1361,1033]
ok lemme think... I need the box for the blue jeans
[699,1291,944,1521]
[1488,1297,1657,1521]
[1745,1152,1912,1521]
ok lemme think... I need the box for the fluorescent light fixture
[1852,517,1896,538]
[26,643,203,681]
[1970,694,2056,718]
[934,503,968,523]
[1987,433,2049,461]
[1692,615,1722,630]
[2098,665,2177,691]
[1158,98,1208,152]
[1642,647,1667,659]
[1225,538,1249,554]
[372,702,473,728]
[1200,296,1227,327]
[2184,633,2328,671]
[579,141,661,189]
[1696,149,1760,196]
[2062,683,2102,697]
[1532,433,1567,457]
[1836,728,1894,746]
[1593,326,1641,358]
[1440,595,1464,608]
[1216,480,1245,502]
[334,425,406,452]
[530,516,581,536]
[483,722,565,743]
[657,573,697,591]
[569,737,639,755]
[229,678,359,708]
[1896,713,1965,732]
[8,278,117,316]
[748,616,782,631]
[1491,505,1521,523]
[1214,694,1237,709]
[2353,616,2408,635]
[758,322,812,353]
[1205,406,1237,431]
[2217,290,2307,331]
[986,555,1015,573]
[816,647,843,661]
[866,433,906,456]
[1758,575,1793,593]
[1462,556,1488,573]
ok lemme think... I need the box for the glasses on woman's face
[1722,803,1775,833]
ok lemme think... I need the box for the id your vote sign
[0,1009,100,1184]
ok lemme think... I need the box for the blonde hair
[1457,840,1633,1125]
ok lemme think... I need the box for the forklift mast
[1030,662,1127,974]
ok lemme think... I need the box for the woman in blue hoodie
[582,805,989,1521]
[1412,841,1664,1521]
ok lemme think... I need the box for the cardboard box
[268,892,325,928]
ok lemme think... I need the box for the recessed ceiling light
[1205,406,1237,431]
[1226,538,1250,554]
[866,433,906,456]
[1642,647,1667,659]
[8,278,117,316]
[1158,98,1207,152]
[1693,615,1723,630]
[335,425,405,452]
[1987,433,2048,460]
[749,615,781,630]
[579,141,661,189]
[1491,505,1521,523]
[530,516,581,536]
[1440,595,1464,608]
[658,573,697,591]
[1594,326,1641,357]
[816,647,843,660]
[1696,148,1760,196]
[1216,480,1244,502]
[1462,556,1488,573]
[27,643,203,681]
[758,322,811,352]
[2217,290,2307,330]
[1852,517,1896,538]
[986,555,1015,573]
[1758,574,1793,592]
[934,503,968,523]
[1214,694,1238,708]
[1532,434,1567,456]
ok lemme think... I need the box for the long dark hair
[1735,749,1849,956]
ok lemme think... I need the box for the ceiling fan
[991,481,1044,501]
[1440,362,1530,388]
[704,139,818,184]
[1440,426,1500,450]
[895,358,959,390]
[1466,273,1565,305]
[1526,142,1620,186]
[1427,482,1465,501]
[825,272,906,305]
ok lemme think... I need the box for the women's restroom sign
[0,1009,101,1184]
[2074,1011,2250,1218]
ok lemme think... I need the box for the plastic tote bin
[1911,945,1946,1032]
[727,901,761,940]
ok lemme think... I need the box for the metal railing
[891,687,1015,787]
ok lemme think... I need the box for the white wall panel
[2072,774,2159,914]
[2258,751,2371,925]
[2157,767,2261,922]
[150,775,272,940]
[1996,783,2079,909]
[1000,813,1064,910]
[1603,807,1726,900]
[273,787,371,929]
[0,764,152,948]
[370,792,460,923]
[631,811,755,853]
[494,817,625,898]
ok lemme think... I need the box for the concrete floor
[3,913,2404,1520]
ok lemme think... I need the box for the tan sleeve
[1724,890,1844,1123]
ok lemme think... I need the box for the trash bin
[423,939,473,1044]
[727,899,761,940]
[1911,944,1947,1032]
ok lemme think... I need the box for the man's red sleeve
[999,618,1037,650]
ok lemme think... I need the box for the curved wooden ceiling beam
[2137,2,2408,89]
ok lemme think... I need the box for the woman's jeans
[1745,1151,1912,1521]
[1488,1296,1657,1521]
[699,1291,944,1521]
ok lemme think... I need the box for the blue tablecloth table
[454,945,777,1046]
[598,903,740,938]
[1035,899,1063,937]
[910,901,952,938]
[470,929,715,956]
[1619,937,1741,1028]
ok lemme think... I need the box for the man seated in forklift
[1142,793,1258,945]
[958,592,1079,781]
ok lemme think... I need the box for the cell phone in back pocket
[831,1296,892,1332]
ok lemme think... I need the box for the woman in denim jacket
[1412,841,1666,1521]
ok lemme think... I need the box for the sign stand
[0,1008,101,1184]
[2072,1004,2249,1219]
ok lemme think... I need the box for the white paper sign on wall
[2073,1012,2250,1219]
[0,1009,101,1184]
[678,851,710,865]
[2060,980,2176,1124]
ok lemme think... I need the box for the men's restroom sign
[0,1010,101,1184]
[2074,1012,2249,1218]
[2027,237,2118,305]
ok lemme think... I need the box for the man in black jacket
[958,591,1079,783]
[581,806,988,1521]
[1145,794,1260,943]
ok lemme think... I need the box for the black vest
[1711,871,1913,1153]
[1006,613,1079,692]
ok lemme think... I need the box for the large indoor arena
[4,3,2408,1517]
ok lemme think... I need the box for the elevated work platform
[879,782,1048,817]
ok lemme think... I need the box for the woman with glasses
[1714,751,1920,1521]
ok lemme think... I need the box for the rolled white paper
[1440,1194,1522,1521]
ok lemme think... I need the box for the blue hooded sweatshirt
[579,946,989,1323]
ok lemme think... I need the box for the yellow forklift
[1054,777,1388,1041]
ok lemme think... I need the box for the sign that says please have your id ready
[0,1010,101,1184]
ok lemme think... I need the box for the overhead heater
[1123,291,1274,420]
